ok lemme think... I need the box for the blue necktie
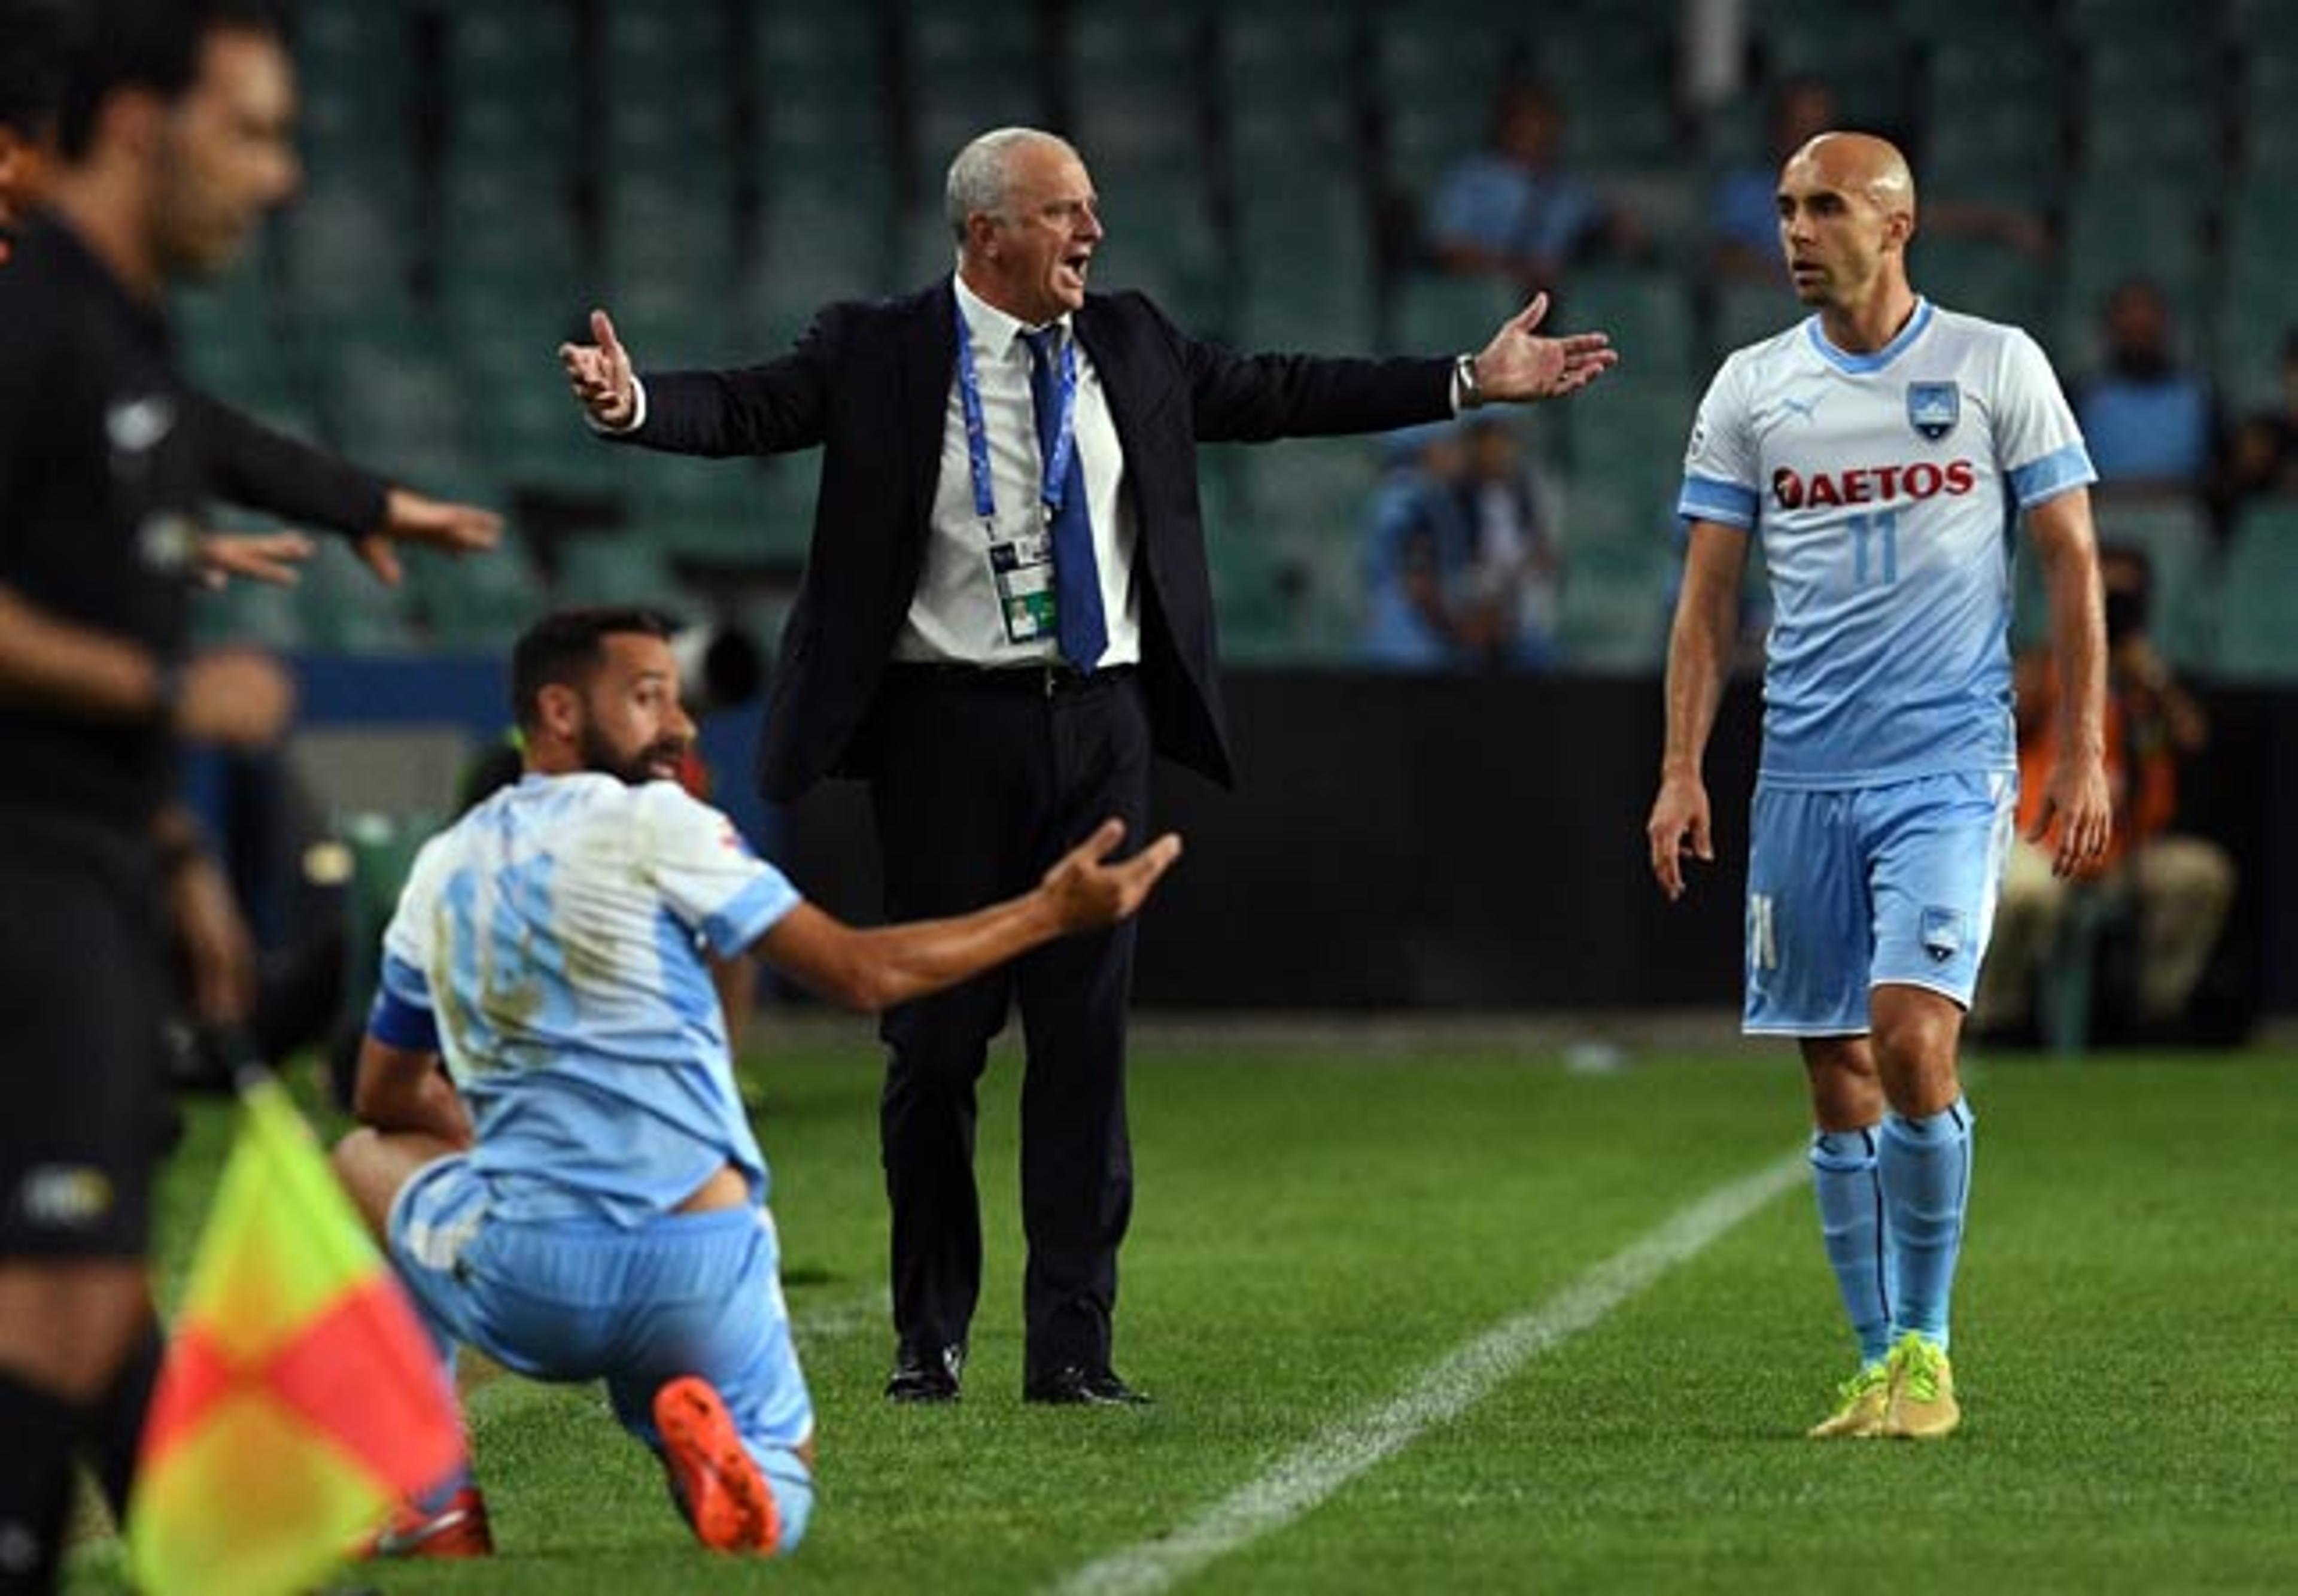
[1021,327,1107,673]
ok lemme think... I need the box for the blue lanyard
[953,296,1080,528]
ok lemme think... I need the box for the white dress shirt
[893,273,1141,667]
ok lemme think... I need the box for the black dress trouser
[867,665,1152,1379]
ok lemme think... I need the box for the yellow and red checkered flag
[128,1075,463,1596]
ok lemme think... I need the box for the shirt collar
[1804,296,1934,375]
[953,272,1071,361]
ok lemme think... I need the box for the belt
[890,662,1136,699]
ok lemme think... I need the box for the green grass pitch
[71,1030,2298,1594]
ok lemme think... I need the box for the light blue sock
[1880,1098,1975,1351]
[1810,1127,1893,1367]
[759,1448,815,1557]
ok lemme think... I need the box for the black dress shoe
[1023,1364,1153,1406]
[885,1343,965,1403]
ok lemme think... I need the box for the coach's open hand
[1470,291,1619,403]
[559,308,639,430]
[1041,819,1184,931]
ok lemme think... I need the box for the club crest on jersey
[1907,382,1960,442]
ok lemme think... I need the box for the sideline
[1045,1150,1807,1596]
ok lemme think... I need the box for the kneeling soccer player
[333,607,1180,1555]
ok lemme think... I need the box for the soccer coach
[562,126,1616,1407]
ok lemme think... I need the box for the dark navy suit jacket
[622,281,1455,802]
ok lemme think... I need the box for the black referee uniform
[0,215,217,1262]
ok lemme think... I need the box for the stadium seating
[2216,505,2298,679]
[148,1,2279,676]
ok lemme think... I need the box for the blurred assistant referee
[0,0,503,597]
[0,4,302,1590]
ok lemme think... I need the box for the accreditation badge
[989,532,1059,645]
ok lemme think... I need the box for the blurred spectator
[1363,422,1475,667]
[1974,545,2235,1038]
[1427,80,1642,291]
[1709,77,1837,281]
[2072,279,2223,495]
[2220,329,2298,508]
[1361,418,1558,668]
[1457,416,1560,667]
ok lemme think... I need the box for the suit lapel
[1075,296,1166,440]
[1075,297,1170,539]
[897,281,957,515]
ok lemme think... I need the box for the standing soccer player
[1646,133,2112,1440]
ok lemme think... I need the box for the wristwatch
[1454,353,1485,410]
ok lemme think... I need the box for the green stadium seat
[292,543,419,656]
[278,186,416,323]
[1384,101,1494,196]
[1068,6,1203,167]
[1218,1,1356,99]
[2208,193,2298,408]
[1234,174,1375,350]
[1561,268,1697,378]
[2060,0,2192,43]
[1708,278,1794,364]
[1921,99,2065,199]
[412,541,546,654]
[2056,180,2211,352]
[553,536,685,610]
[2088,494,2216,670]
[2230,0,2298,47]
[1917,235,2050,330]
[2214,504,2298,680]
[1370,29,1518,144]
[1388,276,1519,360]
[1233,438,1384,656]
[1084,164,1226,330]
[1555,564,1671,674]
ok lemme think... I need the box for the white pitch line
[1048,1150,1807,1596]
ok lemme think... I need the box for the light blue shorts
[1743,770,2017,1036]
[388,1154,815,1551]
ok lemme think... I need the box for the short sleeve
[379,834,445,992]
[639,784,801,957]
[1993,329,2097,510]
[1677,356,1761,530]
[371,838,443,1048]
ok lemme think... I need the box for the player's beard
[577,723,686,786]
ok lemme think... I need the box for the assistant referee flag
[128,1075,462,1596]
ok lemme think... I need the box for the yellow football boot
[1807,1363,1891,1439]
[1882,1332,1960,1440]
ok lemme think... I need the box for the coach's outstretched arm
[755,819,1183,1015]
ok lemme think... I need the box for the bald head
[1774,130,1923,333]
[1783,131,1917,223]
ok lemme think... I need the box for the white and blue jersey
[1679,298,2095,788]
[374,773,800,1227]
